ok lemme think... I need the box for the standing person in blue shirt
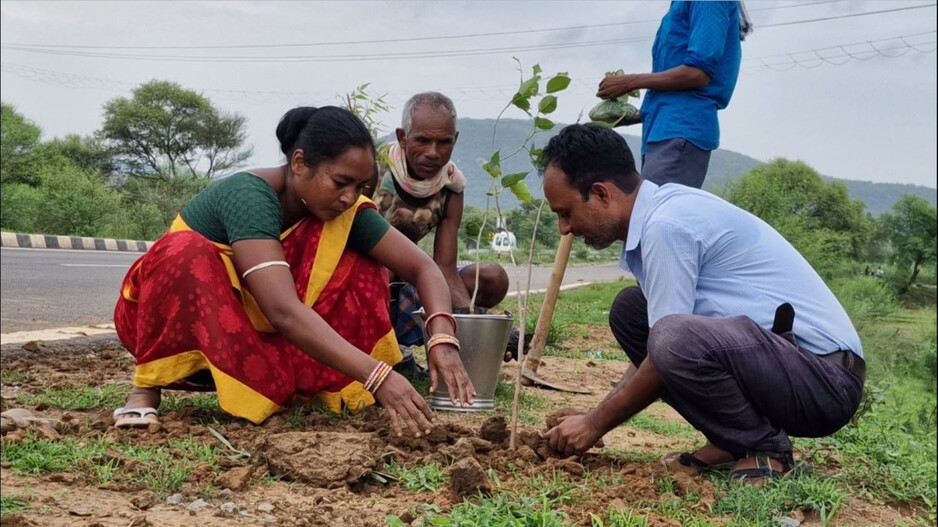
[540,125,864,483]
[597,1,751,189]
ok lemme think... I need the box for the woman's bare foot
[113,387,162,428]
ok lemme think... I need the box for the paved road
[1,247,631,333]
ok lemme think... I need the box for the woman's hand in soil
[374,371,434,437]
[428,344,476,407]
[545,413,604,457]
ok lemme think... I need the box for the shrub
[33,161,125,237]
[0,183,43,233]
[830,276,897,326]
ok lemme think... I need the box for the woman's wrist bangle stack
[427,333,461,353]
[425,312,458,334]
[364,362,392,393]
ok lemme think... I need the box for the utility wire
[0,0,843,51]
[3,32,934,102]
[1,3,934,63]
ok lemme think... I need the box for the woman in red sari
[113,106,473,437]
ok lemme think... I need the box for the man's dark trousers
[609,286,864,457]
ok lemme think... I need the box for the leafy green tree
[101,80,252,180]
[1,102,42,185]
[880,195,937,293]
[728,158,872,275]
[35,134,115,177]
[507,199,559,249]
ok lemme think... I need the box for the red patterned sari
[114,197,402,424]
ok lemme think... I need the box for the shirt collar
[624,180,658,252]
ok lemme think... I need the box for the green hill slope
[407,118,936,216]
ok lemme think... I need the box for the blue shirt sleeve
[641,219,702,327]
[683,1,736,78]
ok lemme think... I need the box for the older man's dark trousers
[609,286,864,457]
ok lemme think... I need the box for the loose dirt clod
[478,415,509,443]
[262,431,383,488]
[447,457,492,499]
[214,465,254,491]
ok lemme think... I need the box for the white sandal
[112,407,159,429]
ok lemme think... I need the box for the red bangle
[425,312,458,334]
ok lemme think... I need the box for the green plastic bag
[589,69,640,127]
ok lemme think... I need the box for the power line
[0,0,842,51]
[4,30,934,103]
[758,2,936,28]
[2,3,934,63]
[742,38,936,73]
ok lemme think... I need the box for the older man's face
[398,104,458,181]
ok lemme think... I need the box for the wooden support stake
[523,233,574,376]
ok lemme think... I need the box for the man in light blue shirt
[541,125,864,482]
[597,1,748,189]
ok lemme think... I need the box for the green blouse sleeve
[348,207,391,254]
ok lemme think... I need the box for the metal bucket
[429,313,513,412]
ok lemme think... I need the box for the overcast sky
[1,0,936,188]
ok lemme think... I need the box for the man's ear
[590,182,613,206]
[395,128,406,147]
[453,130,460,145]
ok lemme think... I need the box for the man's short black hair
[537,124,641,200]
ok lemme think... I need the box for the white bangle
[242,260,290,279]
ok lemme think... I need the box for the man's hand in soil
[428,344,476,407]
[545,412,604,457]
[374,371,434,437]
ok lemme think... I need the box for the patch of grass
[626,414,696,439]
[641,497,721,526]
[798,385,936,517]
[494,380,547,425]
[601,448,660,465]
[1,432,225,498]
[590,509,650,527]
[0,434,108,474]
[520,470,586,506]
[414,494,569,526]
[15,384,130,411]
[111,437,225,496]
[385,461,448,493]
[1,494,30,517]
[159,393,222,413]
[499,280,634,342]
[713,473,848,525]
[0,369,32,385]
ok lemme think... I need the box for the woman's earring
[301,198,308,205]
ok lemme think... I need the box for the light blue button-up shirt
[620,181,863,358]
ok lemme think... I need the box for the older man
[373,92,513,377]
[540,124,864,482]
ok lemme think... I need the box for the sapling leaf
[501,172,528,187]
[538,95,558,115]
[546,74,571,93]
[519,76,540,98]
[482,151,502,179]
[511,93,531,111]
[508,181,532,203]
[534,117,554,130]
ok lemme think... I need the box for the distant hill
[400,118,936,216]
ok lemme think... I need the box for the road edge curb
[1,230,153,253]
